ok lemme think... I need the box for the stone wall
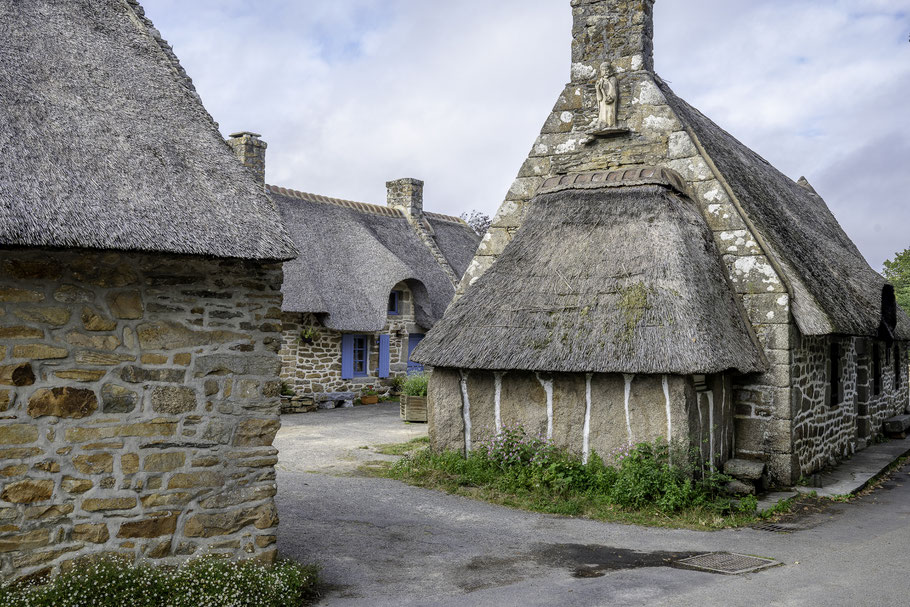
[428,368,733,469]
[279,282,421,401]
[0,248,284,581]
[791,335,908,476]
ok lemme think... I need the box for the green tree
[883,247,910,314]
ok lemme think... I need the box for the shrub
[0,556,320,607]
[392,427,734,517]
[401,373,428,397]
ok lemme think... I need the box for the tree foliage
[883,247,910,314]
[459,210,492,237]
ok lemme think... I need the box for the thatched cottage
[413,0,909,489]
[0,0,297,580]
[227,144,480,409]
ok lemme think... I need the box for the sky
[140,0,910,270]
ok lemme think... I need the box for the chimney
[570,0,655,82]
[227,131,267,185]
[386,178,424,217]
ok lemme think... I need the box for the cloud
[141,0,910,269]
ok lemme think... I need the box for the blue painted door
[407,333,425,374]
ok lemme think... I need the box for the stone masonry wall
[453,0,795,483]
[791,335,908,476]
[279,282,420,398]
[0,248,285,581]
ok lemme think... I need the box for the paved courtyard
[275,403,910,606]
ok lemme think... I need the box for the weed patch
[374,426,761,530]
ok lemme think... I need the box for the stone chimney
[570,0,655,82]
[227,131,267,185]
[386,178,424,217]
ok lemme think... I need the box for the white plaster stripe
[583,373,593,464]
[697,393,704,461]
[459,370,472,453]
[536,372,554,440]
[662,374,671,442]
[707,391,715,471]
[494,372,503,434]
[623,373,634,444]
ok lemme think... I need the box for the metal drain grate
[675,552,779,575]
[750,520,819,533]
[750,522,798,533]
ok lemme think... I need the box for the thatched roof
[0,0,296,260]
[657,79,910,339]
[271,186,479,332]
[413,170,766,374]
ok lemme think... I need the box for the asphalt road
[275,403,910,606]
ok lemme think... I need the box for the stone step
[883,414,910,438]
[723,458,766,481]
[725,479,755,495]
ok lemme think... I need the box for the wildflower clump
[0,556,320,607]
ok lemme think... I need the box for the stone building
[414,0,910,488]
[0,0,297,581]
[243,154,480,409]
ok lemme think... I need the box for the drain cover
[675,552,779,575]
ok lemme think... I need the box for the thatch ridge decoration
[413,183,766,374]
[538,166,690,198]
[267,185,468,225]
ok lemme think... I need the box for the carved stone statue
[595,62,618,128]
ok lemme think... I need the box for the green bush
[392,426,733,516]
[401,373,428,397]
[0,556,320,607]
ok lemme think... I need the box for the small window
[873,343,882,396]
[353,335,368,376]
[387,291,401,315]
[829,341,841,407]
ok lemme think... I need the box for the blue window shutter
[378,334,390,378]
[341,334,354,380]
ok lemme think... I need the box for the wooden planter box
[360,395,379,405]
[399,395,427,422]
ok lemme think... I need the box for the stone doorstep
[756,435,910,511]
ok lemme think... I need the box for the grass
[373,436,430,456]
[364,430,772,531]
[0,556,320,607]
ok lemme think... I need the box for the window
[873,343,882,396]
[352,335,368,376]
[829,341,841,407]
[387,291,401,315]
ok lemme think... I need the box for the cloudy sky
[141,0,910,270]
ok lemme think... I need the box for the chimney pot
[227,131,267,185]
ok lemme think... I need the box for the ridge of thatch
[266,185,468,225]
[272,188,479,332]
[413,183,766,374]
[657,78,910,340]
[0,0,297,261]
